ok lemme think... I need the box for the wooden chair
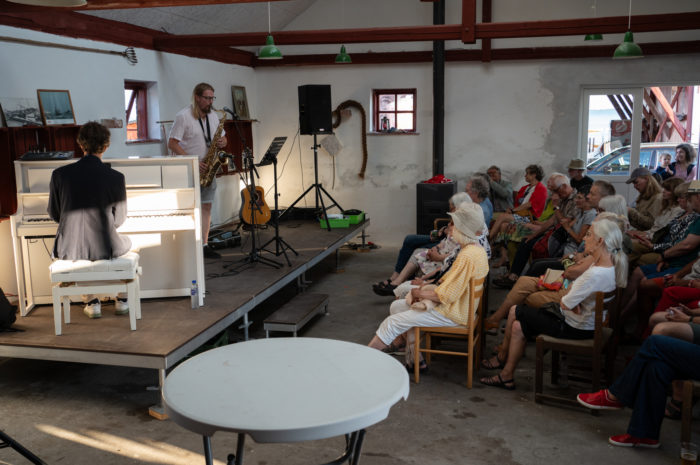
[412,275,486,388]
[682,380,700,442]
[534,289,620,407]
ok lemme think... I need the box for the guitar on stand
[220,108,281,270]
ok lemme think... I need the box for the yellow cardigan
[434,244,489,326]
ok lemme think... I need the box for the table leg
[322,430,366,465]
[203,436,214,465]
[226,433,246,465]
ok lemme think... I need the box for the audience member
[466,176,494,226]
[577,335,700,448]
[586,179,616,209]
[480,219,627,390]
[655,152,674,181]
[486,165,514,212]
[670,143,698,181]
[567,158,594,192]
[368,204,489,371]
[489,164,546,238]
[626,168,662,231]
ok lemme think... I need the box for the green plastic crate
[319,217,350,228]
[345,211,365,224]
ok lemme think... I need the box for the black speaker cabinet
[416,181,457,235]
[298,85,332,135]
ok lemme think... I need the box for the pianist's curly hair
[77,121,111,155]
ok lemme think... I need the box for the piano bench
[49,252,142,335]
[263,293,329,337]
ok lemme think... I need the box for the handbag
[539,301,565,321]
[536,268,565,291]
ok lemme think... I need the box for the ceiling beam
[0,0,287,11]
[0,8,254,66]
[153,11,700,48]
[253,40,700,67]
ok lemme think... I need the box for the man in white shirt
[168,82,227,259]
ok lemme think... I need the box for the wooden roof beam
[154,11,700,48]
[0,0,287,11]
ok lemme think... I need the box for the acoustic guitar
[240,185,272,225]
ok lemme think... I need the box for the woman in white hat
[368,203,489,370]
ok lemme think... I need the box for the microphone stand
[222,107,281,270]
[260,146,297,266]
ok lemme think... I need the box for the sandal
[373,281,397,296]
[666,398,682,420]
[382,343,406,355]
[481,355,505,370]
[480,374,516,391]
[405,362,429,374]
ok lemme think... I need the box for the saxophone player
[168,82,227,259]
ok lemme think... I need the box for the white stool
[49,252,142,335]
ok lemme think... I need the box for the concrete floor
[0,245,689,464]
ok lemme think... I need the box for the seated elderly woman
[368,203,489,371]
[625,167,662,232]
[489,164,547,239]
[480,218,627,390]
[374,192,472,295]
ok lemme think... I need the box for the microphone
[223,106,238,119]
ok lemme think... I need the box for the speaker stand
[280,134,343,231]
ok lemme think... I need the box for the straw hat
[448,203,485,242]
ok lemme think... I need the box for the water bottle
[190,280,199,309]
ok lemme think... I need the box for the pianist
[48,121,132,319]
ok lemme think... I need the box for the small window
[372,88,416,132]
[124,80,157,142]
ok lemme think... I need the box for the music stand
[258,136,298,266]
[279,133,343,231]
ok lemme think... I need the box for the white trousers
[376,299,457,364]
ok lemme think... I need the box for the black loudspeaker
[416,182,457,235]
[298,85,332,135]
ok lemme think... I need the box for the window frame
[124,80,151,142]
[372,88,417,132]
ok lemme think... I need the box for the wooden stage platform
[0,220,369,375]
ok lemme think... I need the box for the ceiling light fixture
[613,0,643,59]
[8,0,86,5]
[258,1,282,60]
[584,0,603,41]
[334,0,351,63]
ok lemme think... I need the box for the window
[372,88,416,133]
[124,80,159,142]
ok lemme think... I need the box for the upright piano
[10,156,205,316]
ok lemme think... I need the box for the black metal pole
[432,0,445,176]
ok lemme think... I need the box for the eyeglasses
[199,95,216,101]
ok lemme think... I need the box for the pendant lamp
[335,45,352,64]
[259,2,282,60]
[613,0,643,59]
[584,0,603,41]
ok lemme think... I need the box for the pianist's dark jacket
[48,154,132,260]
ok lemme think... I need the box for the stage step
[264,293,329,337]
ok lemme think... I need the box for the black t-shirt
[571,175,594,192]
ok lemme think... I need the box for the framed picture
[37,89,76,125]
[0,96,42,127]
[231,85,250,120]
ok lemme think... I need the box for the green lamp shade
[613,31,643,59]
[259,35,282,60]
[335,45,352,64]
[584,33,603,41]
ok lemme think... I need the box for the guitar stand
[279,134,343,231]
[225,153,281,271]
[0,429,48,465]
[260,140,297,266]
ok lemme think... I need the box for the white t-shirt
[560,265,615,330]
[169,106,224,160]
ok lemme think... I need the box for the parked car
[586,142,699,176]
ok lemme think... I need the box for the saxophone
[200,110,229,188]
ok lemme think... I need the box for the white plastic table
[163,337,409,465]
